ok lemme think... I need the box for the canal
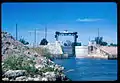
[54,57,117,81]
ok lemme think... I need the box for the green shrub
[2,55,39,76]
[40,38,48,45]
[39,67,54,73]
[19,38,29,45]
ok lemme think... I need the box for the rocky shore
[2,32,70,81]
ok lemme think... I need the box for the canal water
[54,57,117,81]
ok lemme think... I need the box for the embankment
[2,32,70,81]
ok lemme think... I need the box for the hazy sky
[2,2,117,46]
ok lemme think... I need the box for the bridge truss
[55,31,78,55]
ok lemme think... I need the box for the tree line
[19,37,117,47]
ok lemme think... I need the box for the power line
[28,29,41,47]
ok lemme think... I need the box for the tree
[76,42,81,46]
[101,42,108,46]
[64,43,67,46]
[95,37,103,45]
[110,43,117,46]
[94,37,108,46]
[65,40,72,46]
[19,38,29,45]
[40,38,48,45]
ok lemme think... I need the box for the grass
[30,47,52,59]
[2,54,39,76]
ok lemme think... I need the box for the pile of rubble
[2,32,70,81]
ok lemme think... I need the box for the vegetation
[71,42,81,46]
[40,38,48,45]
[63,40,81,46]
[19,38,29,45]
[2,55,38,76]
[31,47,52,59]
[66,40,72,46]
[95,37,108,46]
[109,43,117,46]
[64,43,67,46]
[39,67,54,73]
[77,43,81,46]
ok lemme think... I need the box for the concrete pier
[88,46,117,59]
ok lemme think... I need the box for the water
[54,57,117,81]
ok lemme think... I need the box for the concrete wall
[75,46,88,58]
[39,41,63,55]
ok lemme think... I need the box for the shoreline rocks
[3,70,26,79]
[2,32,71,81]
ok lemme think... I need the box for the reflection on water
[54,57,117,81]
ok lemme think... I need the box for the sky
[2,2,117,46]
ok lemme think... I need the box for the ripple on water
[54,57,117,81]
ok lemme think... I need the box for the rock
[4,70,26,78]
[34,54,38,57]
[44,72,56,81]
[2,32,70,81]
[35,64,45,69]
[27,77,34,81]
[2,78,9,81]
[42,77,48,81]
[16,76,26,81]
[49,65,54,68]
[33,78,41,81]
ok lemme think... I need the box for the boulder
[41,77,48,81]
[3,70,26,78]
[15,76,27,81]
[43,72,56,81]
[33,78,41,81]
[27,77,34,81]
[35,64,45,69]
[2,78,9,81]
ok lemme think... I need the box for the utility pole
[98,28,100,46]
[28,28,41,48]
[45,25,47,39]
[98,28,99,38]
[16,24,18,40]
[34,28,36,47]
[89,36,90,41]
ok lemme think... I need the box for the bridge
[55,30,78,56]
[39,30,117,59]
